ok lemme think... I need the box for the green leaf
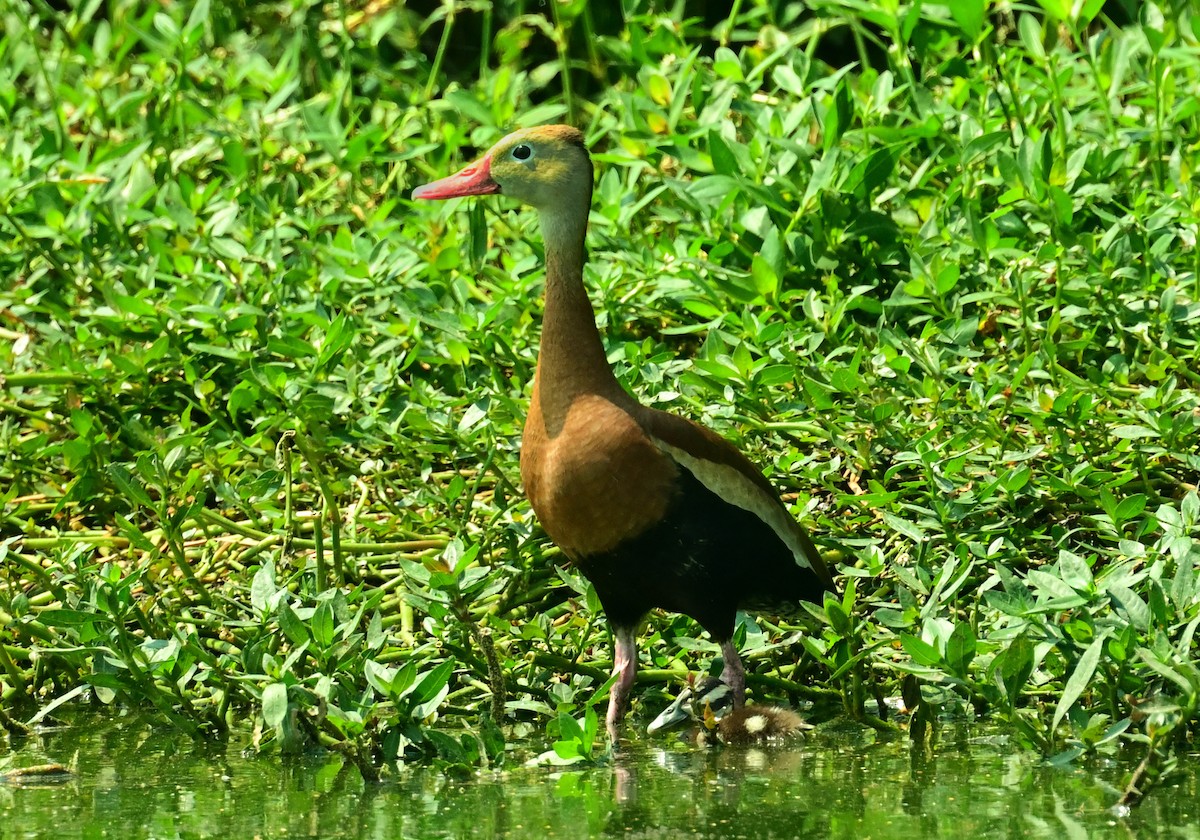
[1181,492,1200,527]
[829,366,863,394]
[1148,582,1170,628]
[1107,585,1151,630]
[1056,551,1094,592]
[367,611,384,651]
[1074,0,1104,25]
[750,254,778,298]
[1170,554,1197,608]
[153,11,179,39]
[1027,569,1079,600]
[1051,635,1104,733]
[934,264,960,296]
[364,660,397,696]
[250,561,277,615]
[712,47,742,81]
[1111,425,1158,439]
[963,130,1011,165]
[315,312,355,371]
[708,130,738,176]
[844,147,897,198]
[412,660,455,706]
[945,622,976,677]
[1048,185,1073,227]
[1018,13,1045,58]
[557,709,584,743]
[1033,0,1070,19]
[266,335,316,359]
[759,224,784,280]
[997,635,1034,710]
[412,680,451,721]
[802,150,840,209]
[391,662,419,699]
[278,602,309,646]
[825,78,854,149]
[551,741,585,763]
[551,708,594,763]
[468,201,487,267]
[1114,493,1147,523]
[900,0,922,43]
[949,0,985,40]
[1136,649,1198,696]
[882,512,927,543]
[37,609,104,626]
[901,633,941,668]
[584,580,603,615]
[183,0,210,44]
[311,601,335,648]
[646,72,671,105]
[106,464,154,508]
[111,513,156,553]
[826,601,852,637]
[262,682,289,728]
[1001,465,1032,493]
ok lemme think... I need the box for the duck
[706,705,810,747]
[648,676,809,746]
[413,125,838,740]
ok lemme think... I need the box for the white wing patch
[650,438,817,572]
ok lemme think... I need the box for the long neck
[533,201,628,434]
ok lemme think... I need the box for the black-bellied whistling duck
[413,125,837,740]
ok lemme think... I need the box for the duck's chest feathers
[520,394,678,558]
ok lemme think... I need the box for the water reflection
[1,712,1197,839]
[594,726,1198,840]
[608,740,830,837]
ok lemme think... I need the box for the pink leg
[719,639,746,709]
[606,626,638,740]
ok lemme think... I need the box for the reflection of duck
[648,677,810,746]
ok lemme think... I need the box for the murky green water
[1,712,1196,839]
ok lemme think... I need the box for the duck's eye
[511,144,533,161]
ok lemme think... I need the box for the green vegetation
[2,0,1198,804]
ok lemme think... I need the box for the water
[1,712,1196,839]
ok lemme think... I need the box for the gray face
[646,677,733,733]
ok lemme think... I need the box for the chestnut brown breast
[521,392,678,558]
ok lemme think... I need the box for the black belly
[574,467,830,640]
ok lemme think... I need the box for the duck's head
[412,125,593,214]
[647,677,734,734]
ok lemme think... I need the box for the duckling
[648,676,809,746]
[704,705,809,747]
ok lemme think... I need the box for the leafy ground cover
[2,0,1198,803]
